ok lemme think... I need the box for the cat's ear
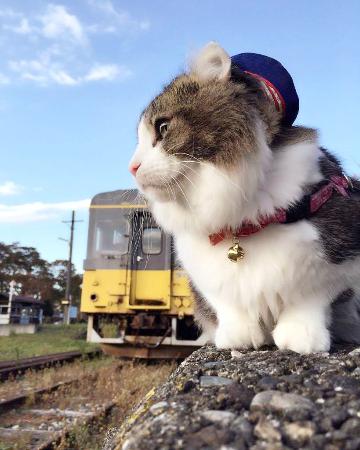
[189,42,231,81]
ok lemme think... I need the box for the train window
[142,228,162,255]
[94,217,129,257]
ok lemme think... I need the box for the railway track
[0,356,173,449]
[0,349,101,381]
[0,376,116,450]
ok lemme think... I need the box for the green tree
[0,242,82,315]
[0,242,52,297]
[50,260,83,307]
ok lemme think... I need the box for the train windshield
[142,227,162,254]
[89,211,130,259]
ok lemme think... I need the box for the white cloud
[0,73,10,85]
[9,57,130,86]
[9,58,45,73]
[0,181,23,196]
[3,17,32,34]
[0,199,91,223]
[0,3,146,87]
[0,8,20,18]
[1,5,85,42]
[40,4,86,44]
[50,69,78,85]
[87,0,150,32]
[84,64,131,82]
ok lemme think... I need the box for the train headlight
[90,293,98,302]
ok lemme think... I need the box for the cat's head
[129,42,281,205]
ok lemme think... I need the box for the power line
[60,210,83,325]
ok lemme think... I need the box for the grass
[0,323,176,449]
[0,323,98,361]
[0,356,112,402]
[54,359,175,450]
[0,357,174,450]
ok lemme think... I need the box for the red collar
[209,175,350,246]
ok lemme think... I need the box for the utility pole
[60,211,82,325]
[7,280,16,325]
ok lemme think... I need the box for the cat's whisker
[172,151,245,192]
[170,175,194,212]
[179,159,246,197]
[165,179,176,203]
[159,173,176,202]
[167,177,177,202]
[169,168,197,189]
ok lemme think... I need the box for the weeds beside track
[0,357,174,450]
[0,350,101,381]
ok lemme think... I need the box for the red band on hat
[244,71,286,115]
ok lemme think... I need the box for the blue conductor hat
[231,53,299,126]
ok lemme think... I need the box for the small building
[0,294,44,336]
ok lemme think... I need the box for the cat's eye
[159,122,168,136]
[155,119,169,139]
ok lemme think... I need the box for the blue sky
[0,0,359,271]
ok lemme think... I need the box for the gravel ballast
[110,344,360,449]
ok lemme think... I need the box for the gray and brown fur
[311,153,360,265]
[141,66,281,168]
[141,59,360,346]
[190,282,217,341]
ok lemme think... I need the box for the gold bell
[227,242,245,262]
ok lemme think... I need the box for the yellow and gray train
[80,189,206,358]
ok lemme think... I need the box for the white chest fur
[172,220,352,353]
[175,221,325,321]
[144,136,352,353]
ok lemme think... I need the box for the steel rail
[0,379,78,414]
[0,349,101,381]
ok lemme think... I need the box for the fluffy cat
[129,42,360,354]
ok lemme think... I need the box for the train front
[80,189,205,358]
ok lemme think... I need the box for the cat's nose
[129,162,141,176]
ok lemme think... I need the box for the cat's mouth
[138,180,170,196]
[138,173,183,192]
[138,175,185,201]
[141,182,164,191]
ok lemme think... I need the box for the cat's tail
[331,291,360,345]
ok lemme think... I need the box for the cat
[129,42,360,354]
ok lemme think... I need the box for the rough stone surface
[200,375,234,387]
[254,416,281,443]
[149,401,169,416]
[109,344,360,449]
[283,421,315,448]
[200,410,236,426]
[250,390,315,419]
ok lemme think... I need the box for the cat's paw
[231,350,245,358]
[215,323,266,350]
[215,326,250,349]
[273,319,330,354]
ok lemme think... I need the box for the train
[80,189,206,358]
